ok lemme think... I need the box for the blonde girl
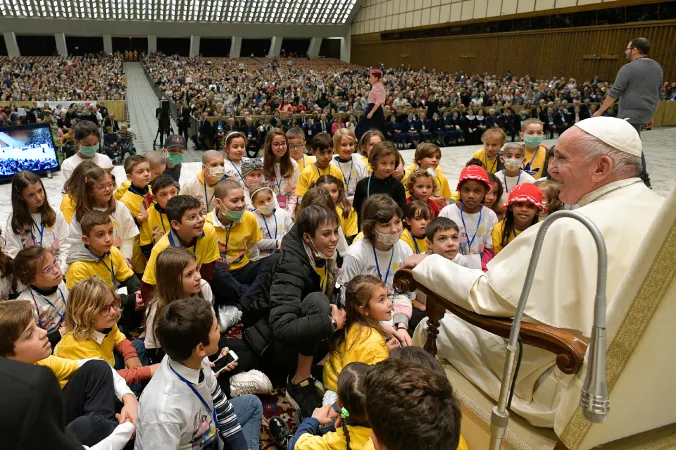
[330,128,368,202]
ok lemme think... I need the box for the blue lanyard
[335,157,353,190]
[412,234,425,254]
[29,216,45,246]
[88,248,117,289]
[229,159,244,184]
[372,244,395,285]
[483,154,497,173]
[315,163,326,179]
[169,363,219,429]
[367,176,372,198]
[502,171,521,194]
[168,231,197,255]
[523,147,540,174]
[459,204,483,251]
[203,176,225,211]
[29,286,65,329]
[263,213,278,240]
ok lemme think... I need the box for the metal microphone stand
[489,211,610,450]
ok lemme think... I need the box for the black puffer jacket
[243,224,335,356]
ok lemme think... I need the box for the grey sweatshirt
[608,57,664,124]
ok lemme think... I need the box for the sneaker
[286,376,323,422]
[268,416,293,450]
[217,305,242,331]
[229,370,273,397]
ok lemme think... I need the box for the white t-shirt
[60,153,113,187]
[339,237,413,296]
[330,154,369,200]
[144,280,212,350]
[438,203,498,270]
[67,201,139,260]
[15,281,69,333]
[224,158,247,188]
[261,158,300,213]
[181,174,220,214]
[135,356,220,450]
[494,169,536,204]
[5,211,71,274]
[250,208,293,261]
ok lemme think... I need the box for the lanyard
[203,177,224,210]
[314,163,326,179]
[29,286,65,328]
[523,147,539,174]
[335,156,353,190]
[502,171,521,194]
[29,216,45,246]
[367,176,372,198]
[483,154,497,173]
[88,248,117,289]
[229,159,244,184]
[459,204,483,251]
[168,231,197,255]
[372,244,395,285]
[412,234,424,255]
[263,213,278,240]
[169,363,219,429]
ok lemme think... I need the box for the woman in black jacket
[243,205,346,420]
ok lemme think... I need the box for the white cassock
[412,178,664,428]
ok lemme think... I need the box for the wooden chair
[393,186,676,450]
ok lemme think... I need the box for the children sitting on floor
[494,143,536,203]
[249,184,293,261]
[180,150,227,214]
[492,183,544,255]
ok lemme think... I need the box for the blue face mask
[79,143,99,157]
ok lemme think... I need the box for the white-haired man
[406,117,664,429]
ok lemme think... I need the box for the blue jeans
[230,395,263,450]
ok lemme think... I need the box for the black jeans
[62,360,119,447]
[630,122,652,188]
[213,254,280,312]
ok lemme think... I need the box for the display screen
[0,123,60,177]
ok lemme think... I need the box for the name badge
[277,195,288,209]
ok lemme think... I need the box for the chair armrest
[393,269,588,375]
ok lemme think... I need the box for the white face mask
[503,158,523,172]
[375,229,403,246]
[256,204,275,216]
[205,165,226,178]
[307,235,336,260]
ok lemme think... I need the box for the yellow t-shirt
[139,204,170,247]
[36,355,80,388]
[472,149,501,174]
[361,155,372,172]
[295,154,316,173]
[401,228,428,254]
[205,210,261,271]
[323,324,388,393]
[114,180,131,201]
[142,222,220,285]
[402,164,452,200]
[295,424,374,450]
[119,186,149,274]
[523,145,548,179]
[336,206,358,238]
[55,325,126,367]
[295,164,345,197]
[65,246,134,290]
[60,193,77,224]
[491,219,521,255]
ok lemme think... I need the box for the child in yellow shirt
[520,118,548,178]
[139,173,178,259]
[315,174,358,244]
[114,150,166,201]
[295,133,345,200]
[118,155,153,275]
[60,159,98,223]
[0,300,137,446]
[471,127,506,174]
[55,278,159,386]
[492,183,544,254]
[286,126,316,172]
[401,200,431,255]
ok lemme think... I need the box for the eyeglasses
[626,46,634,51]
[93,182,115,192]
[100,299,121,317]
[271,142,288,148]
[42,260,60,275]
[289,144,305,150]
[181,214,204,224]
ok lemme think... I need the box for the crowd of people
[0,53,126,102]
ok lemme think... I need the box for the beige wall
[351,0,617,35]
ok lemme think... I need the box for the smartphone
[212,350,238,375]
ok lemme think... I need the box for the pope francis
[408,117,664,428]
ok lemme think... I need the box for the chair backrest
[556,186,676,450]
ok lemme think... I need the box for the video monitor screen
[0,123,60,177]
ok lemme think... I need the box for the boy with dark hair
[364,358,461,450]
[0,301,136,449]
[286,126,315,171]
[135,297,264,450]
[141,195,220,303]
[294,132,345,199]
[139,174,178,259]
[425,217,468,267]
[119,155,153,275]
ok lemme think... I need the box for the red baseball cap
[504,183,546,212]
[457,165,491,191]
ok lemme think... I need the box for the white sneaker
[230,370,273,397]
[217,305,242,331]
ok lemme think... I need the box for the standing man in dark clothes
[176,100,191,144]
[593,37,664,188]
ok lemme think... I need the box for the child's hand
[136,209,149,223]
[134,291,144,311]
[386,337,402,353]
[149,363,160,376]
[119,393,138,426]
[125,356,141,370]
[311,405,334,425]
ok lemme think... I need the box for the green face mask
[524,135,544,148]
[79,144,99,157]
[223,208,244,222]
[165,152,184,165]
